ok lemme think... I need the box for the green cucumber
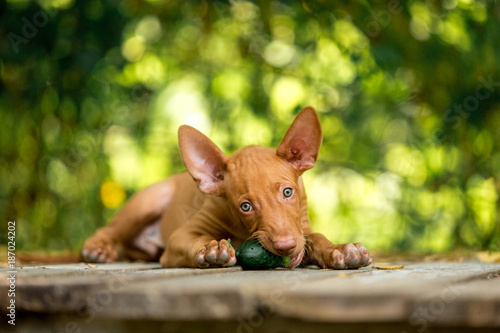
[235,240,291,270]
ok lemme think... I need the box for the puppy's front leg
[160,228,236,268]
[306,231,372,269]
[299,180,372,269]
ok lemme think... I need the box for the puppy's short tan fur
[81,107,372,269]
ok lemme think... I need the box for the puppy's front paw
[195,239,237,268]
[325,243,372,269]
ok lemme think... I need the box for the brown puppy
[81,107,372,269]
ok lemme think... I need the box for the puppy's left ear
[276,106,323,174]
[178,125,229,195]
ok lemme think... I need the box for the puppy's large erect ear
[276,106,323,174]
[178,125,228,194]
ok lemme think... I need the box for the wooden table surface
[1,260,499,332]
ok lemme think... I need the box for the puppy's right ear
[276,106,322,174]
[178,125,228,195]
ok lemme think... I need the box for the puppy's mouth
[288,249,304,268]
[251,232,305,268]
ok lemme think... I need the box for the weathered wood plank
[0,261,499,329]
[255,262,500,326]
[0,264,243,314]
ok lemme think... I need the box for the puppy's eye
[283,188,293,198]
[240,202,252,212]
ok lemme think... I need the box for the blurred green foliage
[1,0,499,253]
